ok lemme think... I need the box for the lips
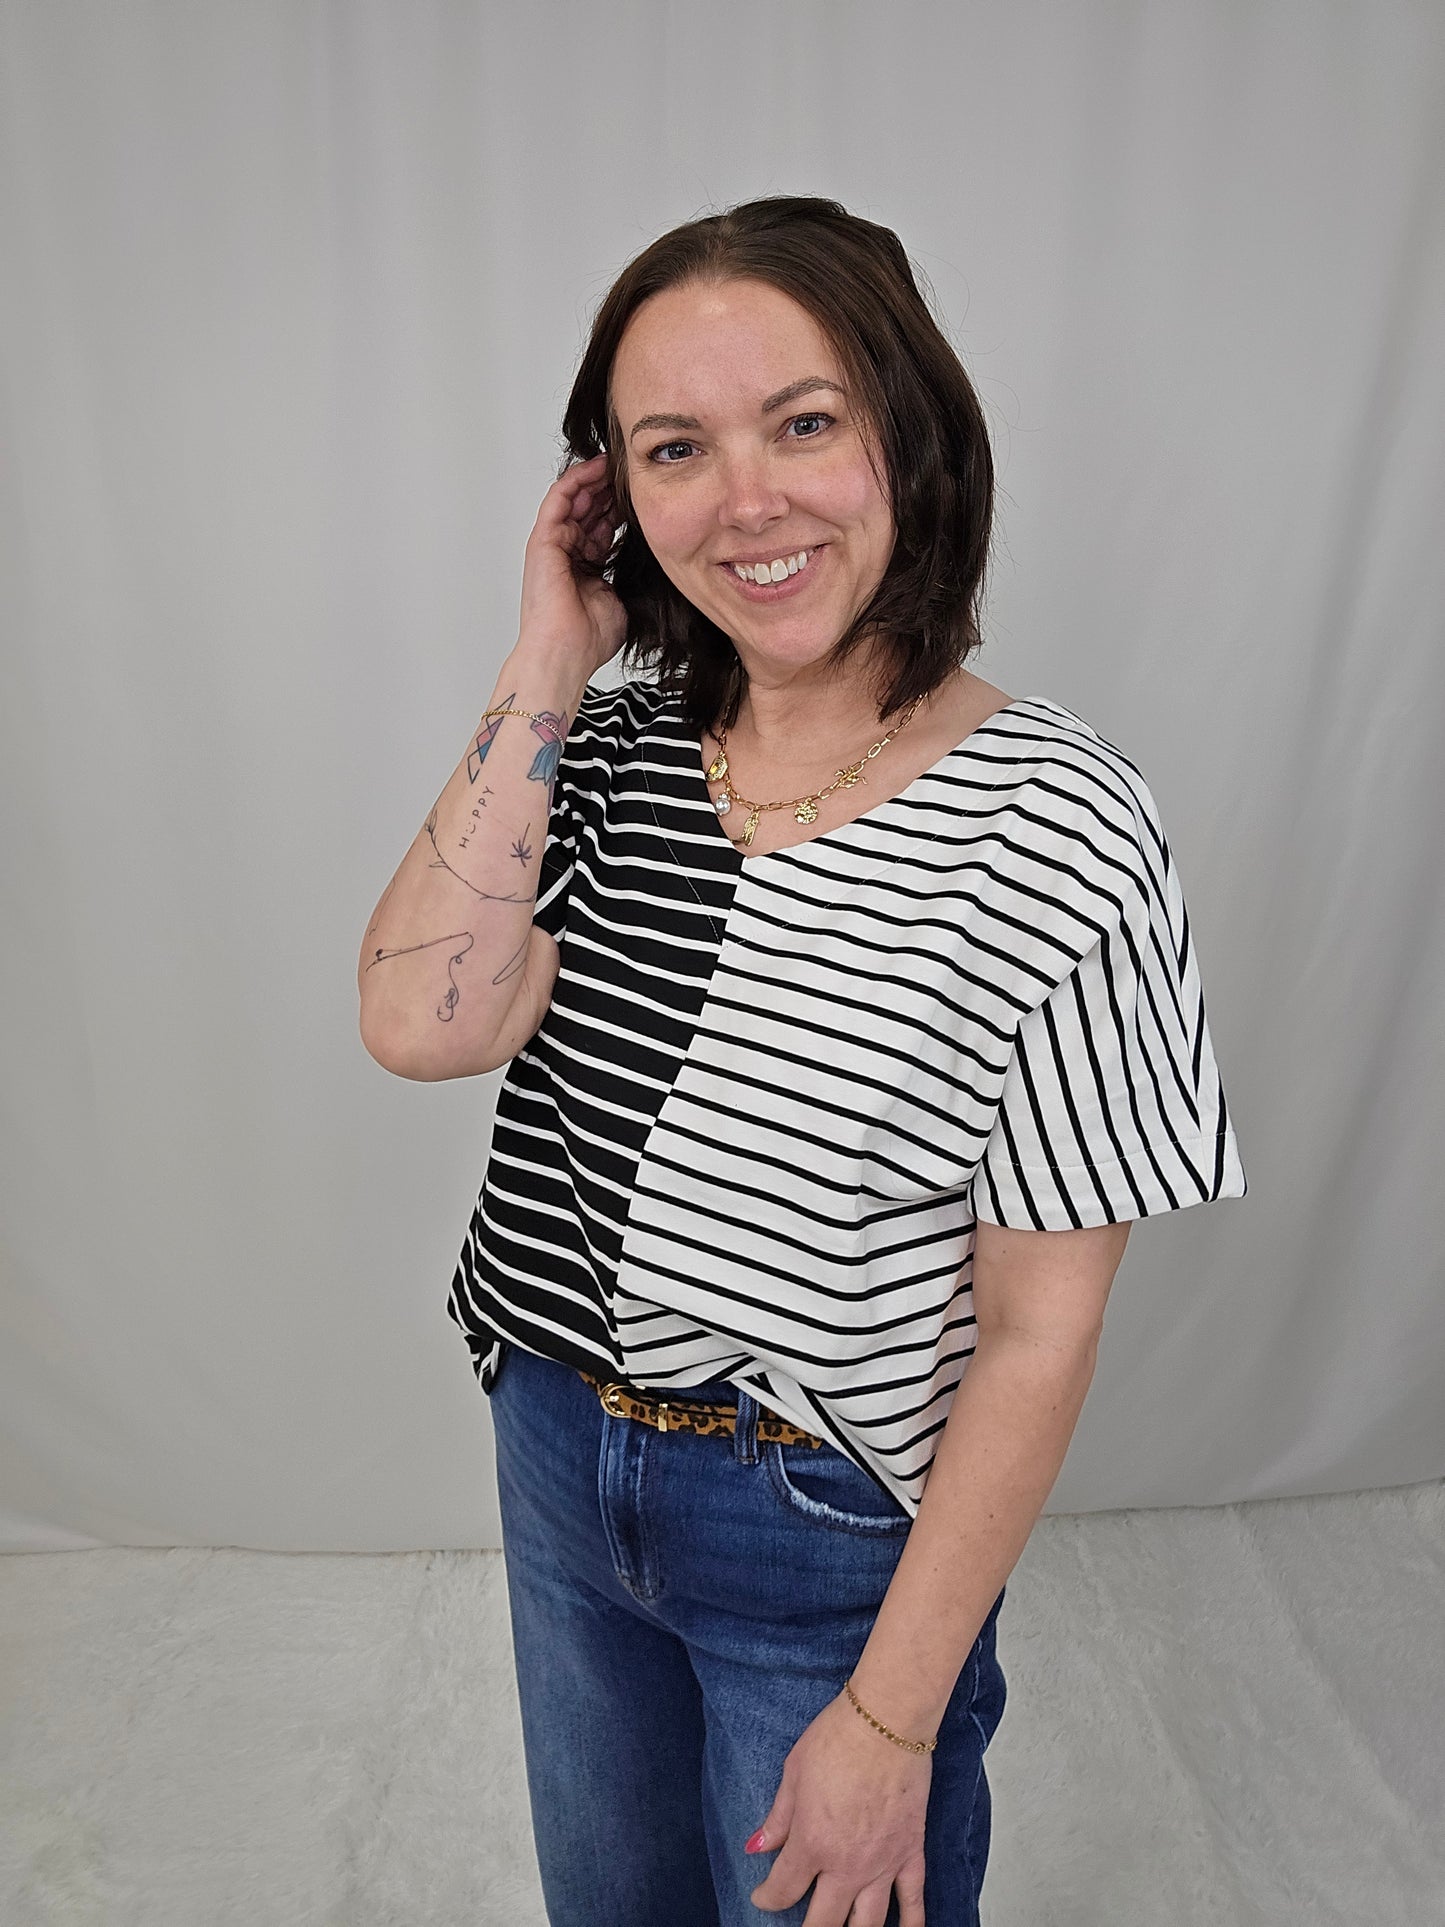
[720,544,826,572]
[720,546,828,602]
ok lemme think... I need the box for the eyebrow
[628,376,844,441]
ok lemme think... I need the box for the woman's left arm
[748,1217,1131,1924]
[851,1215,1132,1731]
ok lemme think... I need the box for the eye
[643,411,835,466]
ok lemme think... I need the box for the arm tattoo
[466,695,513,782]
[424,802,537,902]
[459,699,567,854]
[493,933,531,984]
[527,709,568,780]
[456,787,493,853]
[466,695,570,785]
[367,736,558,1025]
[364,930,475,1023]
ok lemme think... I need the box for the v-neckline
[684,695,1036,865]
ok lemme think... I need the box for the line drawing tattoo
[363,931,475,1022]
[366,703,568,1028]
[425,803,535,903]
[493,934,531,984]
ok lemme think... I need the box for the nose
[714,449,790,536]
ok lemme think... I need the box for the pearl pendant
[715,790,732,816]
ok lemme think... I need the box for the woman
[358,196,1248,1927]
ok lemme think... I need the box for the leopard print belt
[576,1368,824,1448]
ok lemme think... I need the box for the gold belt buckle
[598,1381,629,1418]
[597,1380,678,1433]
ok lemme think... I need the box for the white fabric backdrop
[2,0,1441,1554]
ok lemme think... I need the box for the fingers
[583,511,619,555]
[530,455,621,571]
[575,494,621,558]
[894,1867,927,1927]
[558,451,609,502]
[579,487,616,527]
[575,475,618,523]
[556,461,617,530]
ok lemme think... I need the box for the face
[608,277,896,681]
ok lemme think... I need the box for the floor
[1,1479,1441,1925]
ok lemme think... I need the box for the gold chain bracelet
[480,706,544,723]
[844,1678,938,1755]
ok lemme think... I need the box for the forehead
[610,278,841,407]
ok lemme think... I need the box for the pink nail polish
[745,1828,767,1854]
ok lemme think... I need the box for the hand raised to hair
[517,452,628,678]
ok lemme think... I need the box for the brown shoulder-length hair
[558,194,996,734]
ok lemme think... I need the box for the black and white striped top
[446,677,1248,1517]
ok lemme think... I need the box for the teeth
[732,549,811,583]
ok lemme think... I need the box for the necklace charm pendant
[706,748,728,782]
[715,788,732,816]
[741,808,762,845]
[839,763,867,790]
[795,798,819,824]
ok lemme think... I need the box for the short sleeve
[970,795,1249,1230]
[530,773,577,942]
[526,678,633,941]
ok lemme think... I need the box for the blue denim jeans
[488,1342,1008,1926]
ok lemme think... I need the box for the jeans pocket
[765,1439,912,1534]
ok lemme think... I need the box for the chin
[742,630,846,668]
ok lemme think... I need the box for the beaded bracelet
[844,1678,938,1755]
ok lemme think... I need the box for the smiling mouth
[720,545,826,595]
[728,547,820,581]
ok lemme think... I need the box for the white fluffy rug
[1,1481,1441,1925]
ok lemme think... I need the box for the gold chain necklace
[705,694,927,848]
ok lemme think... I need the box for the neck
[729,642,904,760]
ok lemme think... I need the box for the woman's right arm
[356,454,625,1082]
